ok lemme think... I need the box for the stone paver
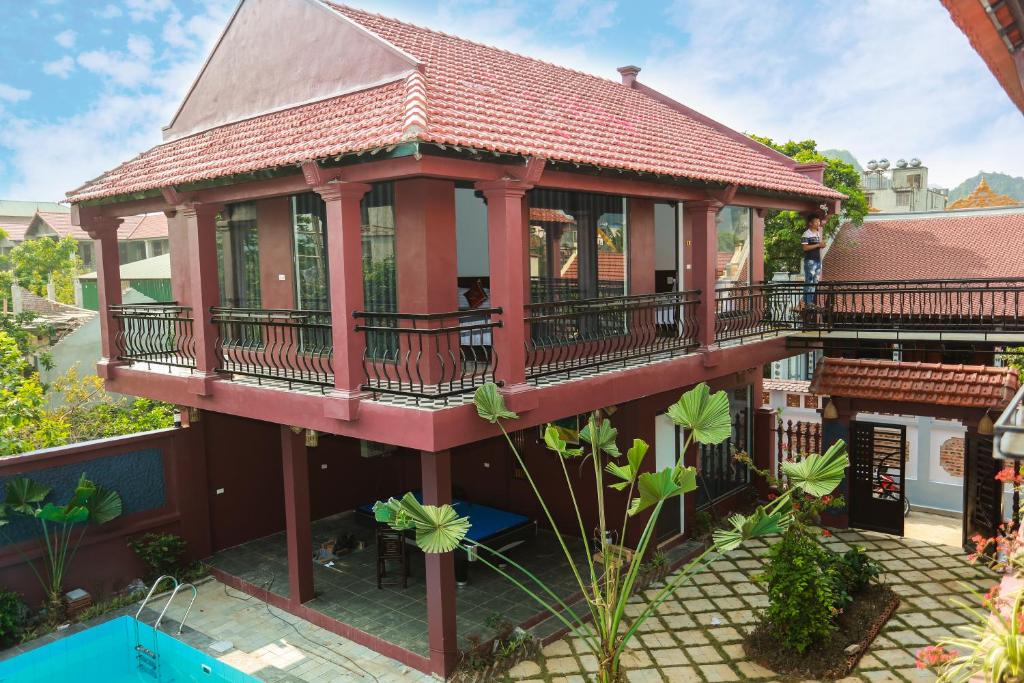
[502,528,994,682]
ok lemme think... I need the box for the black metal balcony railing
[110,303,196,370]
[525,291,700,381]
[212,307,333,389]
[354,308,502,404]
[714,278,1024,343]
[697,408,750,509]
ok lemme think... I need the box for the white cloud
[127,34,154,60]
[95,4,122,19]
[0,84,31,103]
[42,56,75,79]
[54,29,76,48]
[124,0,172,22]
[77,48,152,88]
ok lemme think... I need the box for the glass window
[292,193,330,311]
[216,202,261,308]
[79,241,94,269]
[528,189,627,302]
[361,183,396,314]
[150,239,169,257]
[714,206,752,287]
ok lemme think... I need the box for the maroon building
[66,1,847,677]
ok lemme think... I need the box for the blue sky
[1,0,1022,202]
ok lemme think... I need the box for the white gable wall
[163,0,417,141]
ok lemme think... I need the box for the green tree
[9,236,81,305]
[749,136,868,275]
[0,331,48,456]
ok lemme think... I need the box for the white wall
[654,203,677,272]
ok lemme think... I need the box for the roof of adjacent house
[0,218,31,242]
[66,2,842,204]
[823,207,1024,281]
[946,178,1021,210]
[0,200,67,218]
[810,357,1020,409]
[764,379,812,393]
[27,211,168,242]
[79,252,171,281]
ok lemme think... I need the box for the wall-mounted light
[187,406,200,424]
[823,400,839,420]
[305,429,319,448]
[979,412,994,436]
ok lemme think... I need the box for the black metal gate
[963,433,1002,550]
[849,421,906,536]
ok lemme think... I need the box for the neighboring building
[946,177,1022,209]
[75,253,173,311]
[860,158,948,213]
[64,1,846,676]
[0,200,68,260]
[942,0,1024,114]
[24,211,169,269]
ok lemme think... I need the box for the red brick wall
[939,436,965,478]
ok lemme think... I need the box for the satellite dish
[896,159,908,168]
[867,160,878,170]
[879,158,890,170]
[909,158,922,167]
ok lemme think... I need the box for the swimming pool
[0,615,259,682]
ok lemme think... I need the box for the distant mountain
[820,149,863,173]
[948,172,1024,202]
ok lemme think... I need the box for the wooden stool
[376,526,408,589]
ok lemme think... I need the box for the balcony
[106,278,1024,407]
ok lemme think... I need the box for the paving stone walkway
[500,528,994,682]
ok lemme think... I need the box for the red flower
[916,645,957,669]
[767,492,778,501]
[821,529,833,537]
[821,495,832,504]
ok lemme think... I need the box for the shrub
[832,546,882,594]
[758,529,840,653]
[129,533,187,581]
[0,588,27,647]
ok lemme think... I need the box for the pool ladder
[133,575,200,678]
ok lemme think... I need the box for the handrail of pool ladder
[136,575,179,620]
[154,582,199,635]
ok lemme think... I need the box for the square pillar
[281,425,314,605]
[628,198,655,295]
[687,200,722,351]
[751,209,766,284]
[181,203,224,394]
[476,179,537,410]
[316,182,371,421]
[84,217,124,379]
[395,179,459,385]
[421,450,458,678]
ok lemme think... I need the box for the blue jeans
[803,258,821,306]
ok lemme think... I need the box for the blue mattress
[357,492,531,542]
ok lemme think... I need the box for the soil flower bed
[744,583,900,680]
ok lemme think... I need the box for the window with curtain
[528,189,627,303]
[714,205,752,287]
[216,202,262,308]
[361,183,397,357]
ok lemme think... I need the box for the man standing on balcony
[801,213,824,308]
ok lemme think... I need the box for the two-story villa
[66,0,845,676]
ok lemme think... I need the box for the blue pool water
[0,616,259,682]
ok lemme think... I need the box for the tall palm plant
[375,382,848,682]
[0,474,122,611]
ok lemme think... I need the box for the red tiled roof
[0,218,31,242]
[67,3,843,204]
[764,379,812,393]
[561,251,626,281]
[30,211,168,242]
[810,357,1019,409]
[824,209,1024,281]
[529,208,575,224]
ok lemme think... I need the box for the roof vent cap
[617,65,641,87]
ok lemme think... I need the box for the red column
[751,209,766,284]
[395,179,459,385]
[476,179,537,411]
[687,200,722,352]
[84,217,124,379]
[421,450,457,678]
[628,198,655,295]
[281,425,314,604]
[316,182,371,421]
[181,203,224,395]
